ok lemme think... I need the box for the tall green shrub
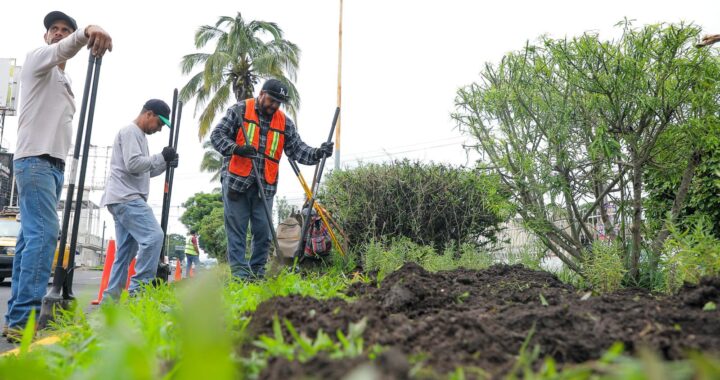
[662,216,720,293]
[320,160,511,257]
[582,241,626,293]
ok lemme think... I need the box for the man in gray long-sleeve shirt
[100,99,178,301]
[4,10,112,342]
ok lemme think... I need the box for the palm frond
[180,13,302,139]
[197,84,232,139]
[179,71,205,104]
[200,140,223,181]
[194,25,225,49]
[180,53,211,74]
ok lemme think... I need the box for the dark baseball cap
[143,99,171,127]
[262,79,290,103]
[44,11,78,32]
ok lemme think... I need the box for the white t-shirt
[15,28,89,160]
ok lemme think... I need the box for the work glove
[233,144,257,158]
[162,146,177,162]
[313,142,334,160]
[169,154,179,168]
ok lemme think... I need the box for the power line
[342,136,467,160]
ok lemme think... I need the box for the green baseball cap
[143,99,172,127]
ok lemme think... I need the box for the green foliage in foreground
[0,262,718,379]
[0,266,349,380]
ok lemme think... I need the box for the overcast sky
[2,0,719,243]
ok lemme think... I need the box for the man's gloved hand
[233,144,257,158]
[313,142,334,160]
[169,154,179,168]
[162,146,177,162]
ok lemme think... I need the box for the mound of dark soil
[248,263,720,379]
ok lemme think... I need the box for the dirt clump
[247,263,720,378]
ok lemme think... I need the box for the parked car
[0,207,75,284]
[0,209,21,283]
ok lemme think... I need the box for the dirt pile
[249,263,720,378]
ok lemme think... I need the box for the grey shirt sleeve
[120,127,166,175]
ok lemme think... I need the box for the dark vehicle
[0,211,21,283]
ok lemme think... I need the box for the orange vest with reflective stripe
[229,98,286,185]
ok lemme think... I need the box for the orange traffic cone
[91,240,116,305]
[174,259,182,282]
[125,258,136,289]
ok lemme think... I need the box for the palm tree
[200,140,222,181]
[180,12,301,139]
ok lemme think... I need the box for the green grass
[1,255,719,379]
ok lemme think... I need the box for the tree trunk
[650,150,702,266]
[629,151,644,281]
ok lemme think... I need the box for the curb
[1,334,62,356]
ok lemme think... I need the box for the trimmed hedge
[319,160,510,254]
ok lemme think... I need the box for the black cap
[143,99,171,127]
[44,11,78,32]
[262,79,290,103]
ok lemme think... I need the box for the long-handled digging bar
[39,53,102,328]
[237,123,282,265]
[287,158,345,258]
[157,89,182,282]
[294,107,341,261]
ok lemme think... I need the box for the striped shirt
[210,99,319,196]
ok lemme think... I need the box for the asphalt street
[0,269,102,353]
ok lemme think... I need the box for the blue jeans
[103,198,163,300]
[185,254,199,277]
[222,179,273,279]
[5,157,63,329]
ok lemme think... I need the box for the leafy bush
[662,216,720,293]
[582,241,626,293]
[181,191,226,259]
[320,160,511,260]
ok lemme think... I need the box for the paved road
[0,269,102,353]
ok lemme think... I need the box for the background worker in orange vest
[210,79,333,280]
[184,230,200,277]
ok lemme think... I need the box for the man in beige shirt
[3,11,112,342]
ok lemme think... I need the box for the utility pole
[100,220,106,263]
[334,0,344,170]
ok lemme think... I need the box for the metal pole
[157,90,179,281]
[100,220,106,263]
[65,55,103,299]
[334,0,343,170]
[160,89,178,238]
[160,101,183,264]
[40,53,99,328]
[0,111,5,152]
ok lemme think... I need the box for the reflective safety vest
[229,98,286,185]
[185,235,198,256]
